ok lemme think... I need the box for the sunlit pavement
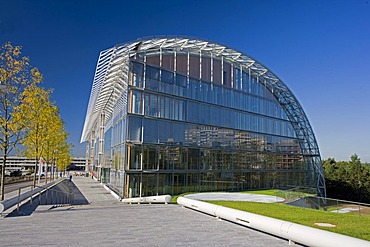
[0,176,295,247]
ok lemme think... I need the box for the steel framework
[81,37,326,197]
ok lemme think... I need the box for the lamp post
[0,81,7,201]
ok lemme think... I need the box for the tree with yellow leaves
[54,141,72,176]
[42,107,72,182]
[15,84,72,186]
[0,42,42,200]
[15,84,51,186]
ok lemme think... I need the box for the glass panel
[201,56,211,82]
[189,55,200,79]
[188,148,200,170]
[128,116,141,142]
[129,145,141,170]
[159,96,165,118]
[142,174,157,196]
[149,94,158,117]
[142,145,158,170]
[175,74,187,97]
[131,90,142,114]
[143,118,158,143]
[242,71,250,93]
[188,173,199,192]
[145,66,160,91]
[159,145,173,170]
[176,53,187,75]
[161,69,174,94]
[131,61,144,88]
[162,53,174,71]
[127,173,140,198]
[173,173,186,194]
[234,68,241,90]
[146,54,160,66]
[158,173,173,195]
[223,62,231,88]
[213,58,222,84]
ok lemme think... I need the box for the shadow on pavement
[5,180,89,218]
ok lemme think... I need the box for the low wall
[5,176,33,184]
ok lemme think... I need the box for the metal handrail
[16,184,74,212]
[0,178,73,215]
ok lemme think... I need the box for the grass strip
[209,201,370,241]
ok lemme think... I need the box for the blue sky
[1,0,369,162]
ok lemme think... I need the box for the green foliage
[0,42,42,199]
[15,84,72,173]
[0,42,42,155]
[323,154,370,203]
[210,201,370,241]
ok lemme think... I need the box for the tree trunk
[0,133,8,201]
[0,154,6,201]
[33,157,37,188]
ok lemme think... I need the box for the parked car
[10,170,22,177]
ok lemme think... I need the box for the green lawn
[239,189,279,196]
[209,201,370,241]
[171,192,197,203]
[172,190,370,241]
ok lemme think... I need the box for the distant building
[81,37,326,198]
[68,157,87,171]
[0,156,86,175]
[0,156,35,175]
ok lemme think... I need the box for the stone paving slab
[70,176,119,205]
[0,176,297,246]
[0,203,294,247]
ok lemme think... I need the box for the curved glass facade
[82,38,325,198]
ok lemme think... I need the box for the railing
[0,178,73,215]
[275,186,316,202]
[276,187,370,217]
[304,196,370,216]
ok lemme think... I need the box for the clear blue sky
[1,0,369,162]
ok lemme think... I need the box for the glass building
[81,37,326,198]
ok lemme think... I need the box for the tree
[14,84,51,187]
[42,112,71,181]
[0,42,42,200]
[39,105,60,182]
[15,84,72,186]
[55,142,72,174]
[323,155,370,203]
[15,84,57,186]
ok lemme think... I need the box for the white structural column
[98,112,105,181]
[85,142,89,172]
[90,130,95,174]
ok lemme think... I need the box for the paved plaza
[0,176,294,247]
